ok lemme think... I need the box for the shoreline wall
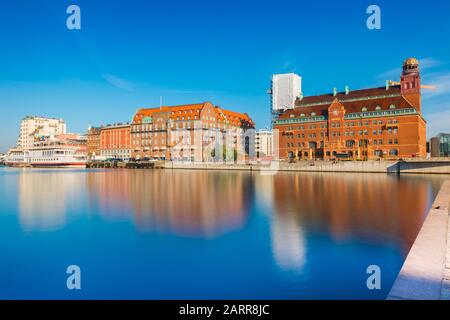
[388,180,450,300]
[164,160,450,174]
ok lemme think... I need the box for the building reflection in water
[255,174,307,272]
[15,168,446,271]
[270,172,440,255]
[17,170,84,231]
[86,170,253,238]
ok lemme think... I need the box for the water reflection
[8,168,449,298]
[15,169,445,256]
[270,172,440,254]
[255,174,307,271]
[17,170,84,231]
[86,170,253,238]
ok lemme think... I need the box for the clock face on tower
[333,110,339,116]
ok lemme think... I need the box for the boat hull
[30,162,86,168]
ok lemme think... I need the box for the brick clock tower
[400,58,421,111]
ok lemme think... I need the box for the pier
[388,180,450,300]
[86,160,165,169]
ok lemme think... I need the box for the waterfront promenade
[388,180,450,300]
[164,160,450,175]
[14,159,450,174]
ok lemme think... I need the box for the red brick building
[131,102,254,161]
[100,123,132,160]
[274,58,427,160]
[87,127,101,158]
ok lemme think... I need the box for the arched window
[345,140,355,148]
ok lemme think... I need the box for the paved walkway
[442,195,450,300]
[388,180,450,300]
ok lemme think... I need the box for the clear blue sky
[1,0,450,152]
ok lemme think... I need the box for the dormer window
[375,106,381,111]
[362,107,368,112]
[311,112,316,116]
[390,104,396,109]
[300,113,305,117]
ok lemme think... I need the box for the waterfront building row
[88,102,255,161]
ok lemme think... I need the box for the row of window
[101,150,131,154]
[132,122,243,132]
[287,149,399,158]
[286,139,399,148]
[285,119,399,131]
[285,128,399,139]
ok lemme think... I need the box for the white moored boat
[5,148,28,167]
[27,145,87,168]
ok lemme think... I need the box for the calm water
[0,167,447,299]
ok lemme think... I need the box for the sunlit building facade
[87,127,101,158]
[100,123,132,160]
[255,129,274,160]
[17,116,66,151]
[131,102,255,161]
[273,58,427,160]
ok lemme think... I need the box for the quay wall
[164,160,450,174]
[388,180,450,300]
[5,160,450,174]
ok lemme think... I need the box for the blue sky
[1,0,450,152]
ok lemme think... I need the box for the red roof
[133,102,254,127]
[279,85,416,119]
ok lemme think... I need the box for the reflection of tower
[254,174,274,211]
[18,172,81,231]
[270,212,306,271]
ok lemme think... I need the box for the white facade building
[271,73,302,112]
[17,116,66,151]
[255,129,273,159]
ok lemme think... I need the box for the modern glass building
[430,133,450,157]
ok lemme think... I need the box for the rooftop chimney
[386,80,390,91]
[345,85,349,95]
[333,87,337,97]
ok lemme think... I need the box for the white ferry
[27,145,87,168]
[5,148,28,167]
